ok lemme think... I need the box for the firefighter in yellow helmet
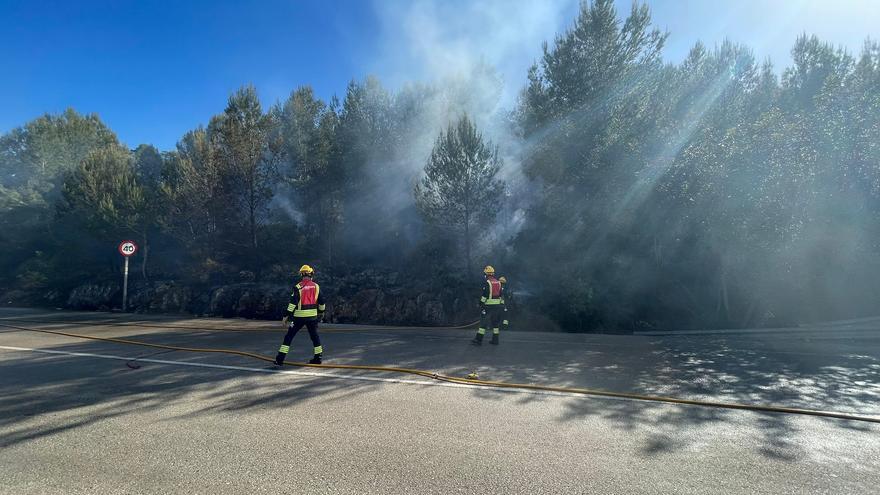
[275,264,326,366]
[471,265,504,345]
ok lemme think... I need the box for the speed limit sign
[118,240,138,257]
[118,240,138,312]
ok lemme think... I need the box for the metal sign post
[123,257,130,311]
[118,240,138,311]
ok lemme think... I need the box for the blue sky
[2,0,879,150]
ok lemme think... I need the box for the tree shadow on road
[538,333,880,460]
[1,323,878,461]
[0,328,384,450]
[318,327,880,462]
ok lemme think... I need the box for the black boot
[274,353,286,366]
[490,333,499,345]
[471,333,484,345]
[308,354,322,364]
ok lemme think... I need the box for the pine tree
[414,115,504,273]
[59,145,145,242]
[275,86,341,263]
[211,85,279,258]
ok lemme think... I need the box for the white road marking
[3,345,876,421]
[0,344,595,400]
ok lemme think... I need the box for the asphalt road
[1,308,878,494]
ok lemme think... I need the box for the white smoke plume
[353,0,577,251]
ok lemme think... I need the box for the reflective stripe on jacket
[285,278,326,319]
[480,276,504,306]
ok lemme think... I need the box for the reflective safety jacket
[480,276,504,306]
[285,278,326,319]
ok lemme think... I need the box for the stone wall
[58,277,480,326]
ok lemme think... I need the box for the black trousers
[480,305,504,332]
[277,317,322,362]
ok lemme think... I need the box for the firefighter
[472,265,504,346]
[498,276,510,335]
[274,264,326,366]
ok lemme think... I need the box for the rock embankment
[60,274,479,326]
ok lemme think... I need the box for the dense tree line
[2,0,879,330]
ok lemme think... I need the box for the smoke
[344,0,576,258]
[271,194,305,226]
[338,1,879,329]
[369,0,577,107]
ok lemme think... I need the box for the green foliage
[0,109,123,289]
[0,108,119,191]
[415,115,504,271]
[2,1,880,330]
[513,1,880,329]
[158,86,280,278]
[273,86,341,262]
[210,85,279,253]
[59,145,145,238]
[161,127,220,252]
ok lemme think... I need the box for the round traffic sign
[118,240,138,257]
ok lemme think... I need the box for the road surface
[1,307,878,494]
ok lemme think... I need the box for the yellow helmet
[299,264,314,276]
[483,265,495,275]
[498,276,507,284]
